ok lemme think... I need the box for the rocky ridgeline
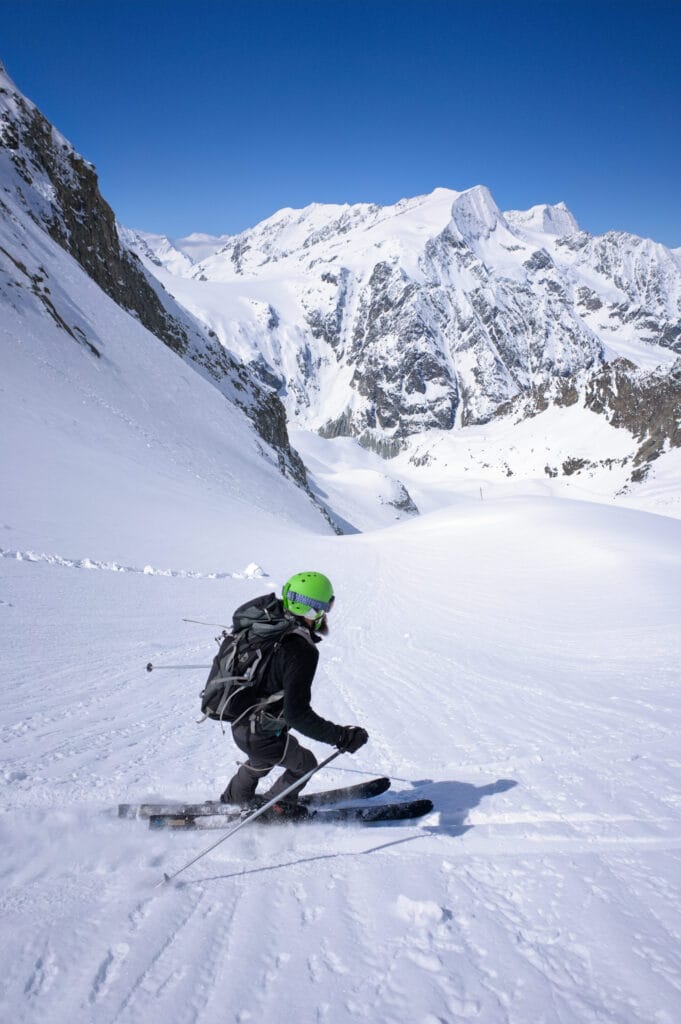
[585,358,681,479]
[143,185,681,485]
[0,62,189,355]
[0,61,317,504]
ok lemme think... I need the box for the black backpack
[199,593,309,730]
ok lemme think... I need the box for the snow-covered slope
[0,61,316,506]
[2,491,681,1024]
[0,199,332,569]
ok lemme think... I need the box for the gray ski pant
[222,720,318,805]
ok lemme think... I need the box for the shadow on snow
[410,777,518,837]
[183,777,517,886]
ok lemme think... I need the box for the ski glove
[336,725,369,754]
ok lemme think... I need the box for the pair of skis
[118,776,433,830]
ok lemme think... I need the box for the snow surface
[3,264,681,1024]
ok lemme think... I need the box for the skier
[220,571,368,818]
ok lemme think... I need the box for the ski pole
[146,662,210,672]
[158,749,343,887]
[182,618,229,628]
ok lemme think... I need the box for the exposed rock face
[347,260,458,443]
[584,358,681,471]
[0,62,318,506]
[487,357,681,485]
[554,231,681,354]
[1,74,190,355]
[384,480,419,516]
[153,184,679,468]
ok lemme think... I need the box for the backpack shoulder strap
[227,620,314,726]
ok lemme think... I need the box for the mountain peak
[449,185,505,242]
[0,62,37,118]
[0,62,24,111]
[505,201,579,237]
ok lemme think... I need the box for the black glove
[336,725,369,754]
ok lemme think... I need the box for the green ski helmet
[282,571,335,626]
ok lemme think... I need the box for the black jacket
[263,630,340,745]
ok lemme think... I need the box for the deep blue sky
[2,0,680,245]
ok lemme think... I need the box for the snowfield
[2,306,681,1023]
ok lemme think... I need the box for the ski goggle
[286,590,335,614]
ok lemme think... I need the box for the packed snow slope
[3,417,681,1023]
[0,240,329,568]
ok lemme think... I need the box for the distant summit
[505,201,580,237]
[126,179,681,488]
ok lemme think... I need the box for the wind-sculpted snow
[448,183,506,243]
[505,201,580,238]
[0,548,268,581]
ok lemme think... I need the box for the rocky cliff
[0,61,314,500]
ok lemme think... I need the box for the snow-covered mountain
[3,57,679,524]
[126,184,681,508]
[0,61,324,516]
[117,228,231,276]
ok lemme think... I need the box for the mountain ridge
[0,60,339,523]
[125,183,681,501]
[2,58,680,518]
